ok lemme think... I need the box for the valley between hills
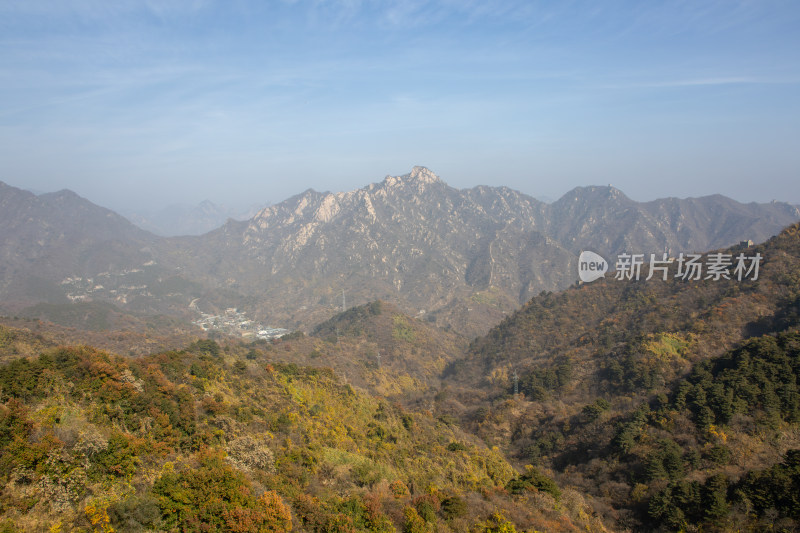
[1,169,800,531]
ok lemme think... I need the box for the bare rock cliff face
[160,167,798,333]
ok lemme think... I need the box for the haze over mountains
[1,167,798,336]
[122,200,266,237]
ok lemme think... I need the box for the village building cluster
[192,307,288,340]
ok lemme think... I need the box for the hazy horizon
[2,1,799,211]
[10,168,800,221]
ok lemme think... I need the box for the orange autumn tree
[153,449,292,532]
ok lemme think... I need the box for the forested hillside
[440,223,800,530]
[0,331,608,532]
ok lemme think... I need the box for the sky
[1,0,799,213]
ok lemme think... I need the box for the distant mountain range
[1,167,798,335]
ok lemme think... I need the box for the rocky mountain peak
[379,166,443,191]
[408,165,441,184]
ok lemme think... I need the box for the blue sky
[1,0,799,211]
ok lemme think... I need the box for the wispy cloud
[600,76,799,90]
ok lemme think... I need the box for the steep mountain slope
[439,223,800,530]
[447,223,800,400]
[0,182,159,306]
[0,182,245,327]
[546,186,800,257]
[642,194,800,254]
